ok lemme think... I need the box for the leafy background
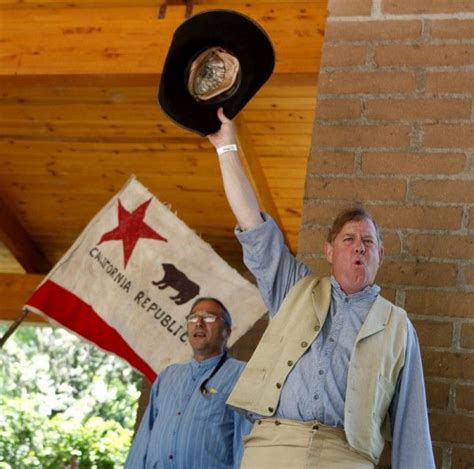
[0,325,142,468]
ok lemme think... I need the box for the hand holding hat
[158,10,275,136]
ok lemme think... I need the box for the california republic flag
[24,177,266,381]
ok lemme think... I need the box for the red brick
[362,152,466,175]
[457,385,474,411]
[325,20,422,41]
[427,72,474,93]
[408,234,474,260]
[383,0,474,15]
[414,180,474,204]
[429,413,474,444]
[413,320,453,347]
[423,351,474,380]
[319,71,416,94]
[452,447,474,469]
[380,287,396,303]
[369,205,463,230]
[299,229,327,254]
[316,99,362,120]
[365,99,471,121]
[433,446,444,469]
[426,380,451,410]
[313,124,411,148]
[376,44,474,67]
[423,124,474,149]
[300,257,332,277]
[380,233,401,256]
[432,20,474,39]
[460,323,474,349]
[378,261,457,288]
[405,290,474,319]
[300,203,460,233]
[321,45,367,67]
[328,0,372,16]
[469,208,474,230]
[305,177,406,201]
[307,151,355,174]
[301,201,351,225]
[461,264,474,286]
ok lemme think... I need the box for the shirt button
[312,424,319,430]
[329,337,335,343]
[268,406,274,413]
[301,341,308,348]
[319,370,324,375]
[314,325,320,331]
[275,420,281,426]
[177,412,181,416]
[276,382,282,389]
[313,394,319,400]
[169,455,173,460]
[287,360,293,366]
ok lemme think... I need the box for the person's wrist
[216,144,238,156]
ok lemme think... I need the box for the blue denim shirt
[236,214,435,469]
[125,354,252,469]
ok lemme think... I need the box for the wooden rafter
[0,273,45,323]
[0,197,51,274]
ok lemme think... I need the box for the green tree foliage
[0,325,142,468]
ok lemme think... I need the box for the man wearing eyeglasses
[125,297,251,469]
[207,109,435,469]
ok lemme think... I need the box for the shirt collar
[330,275,380,302]
[191,353,224,377]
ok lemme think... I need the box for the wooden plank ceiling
[0,0,327,322]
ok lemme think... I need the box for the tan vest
[227,276,407,462]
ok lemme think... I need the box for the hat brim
[158,10,275,137]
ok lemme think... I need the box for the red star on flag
[98,198,167,268]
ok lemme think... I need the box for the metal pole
[0,307,30,349]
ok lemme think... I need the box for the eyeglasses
[187,313,222,324]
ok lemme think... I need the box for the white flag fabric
[25,177,266,381]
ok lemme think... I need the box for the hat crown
[158,9,275,136]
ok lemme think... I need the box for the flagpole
[0,307,30,349]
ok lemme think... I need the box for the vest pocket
[373,374,395,424]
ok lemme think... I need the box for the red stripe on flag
[26,279,157,382]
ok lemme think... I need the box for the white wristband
[216,144,238,156]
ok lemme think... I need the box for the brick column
[300,1,474,468]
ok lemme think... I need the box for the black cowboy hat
[158,9,275,136]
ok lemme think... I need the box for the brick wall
[299,1,474,467]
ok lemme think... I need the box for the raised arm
[207,108,263,231]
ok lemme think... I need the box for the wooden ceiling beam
[0,273,45,323]
[0,3,325,77]
[0,197,52,273]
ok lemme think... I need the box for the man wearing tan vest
[207,108,435,469]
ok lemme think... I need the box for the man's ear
[324,241,334,264]
[378,245,385,267]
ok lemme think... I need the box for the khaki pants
[241,419,375,469]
